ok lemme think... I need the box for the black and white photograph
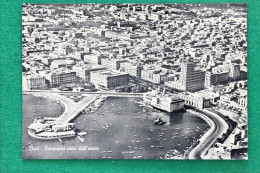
[22,3,247,160]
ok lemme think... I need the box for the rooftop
[91,70,128,77]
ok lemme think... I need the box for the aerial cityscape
[22,3,247,159]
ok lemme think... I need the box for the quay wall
[187,108,229,159]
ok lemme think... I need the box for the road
[28,90,228,159]
[31,92,96,123]
[24,90,144,98]
[188,109,229,159]
[27,90,143,123]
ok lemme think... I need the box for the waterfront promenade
[24,90,144,98]
[188,109,229,159]
[31,92,97,123]
[27,90,228,160]
[26,90,143,123]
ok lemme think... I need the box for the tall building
[229,64,241,80]
[180,61,205,92]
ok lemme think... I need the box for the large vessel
[28,117,76,139]
[144,89,185,112]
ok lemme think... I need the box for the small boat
[78,131,87,136]
[154,117,166,125]
[154,118,161,124]
[157,121,166,125]
[77,136,85,142]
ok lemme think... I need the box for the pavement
[188,109,229,159]
[32,92,96,123]
[29,90,143,123]
[29,90,229,159]
[24,90,144,97]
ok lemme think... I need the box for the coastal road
[32,92,96,123]
[188,109,229,159]
[27,90,144,123]
[23,90,144,97]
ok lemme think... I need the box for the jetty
[31,92,97,123]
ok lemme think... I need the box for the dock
[27,90,144,124]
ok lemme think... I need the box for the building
[90,70,129,89]
[238,96,247,109]
[180,61,205,92]
[144,90,185,112]
[46,68,77,87]
[177,92,211,109]
[22,73,46,90]
[220,94,238,103]
[72,62,106,82]
[41,57,59,66]
[104,30,131,40]
[229,64,241,80]
[83,54,102,65]
[50,60,67,70]
[120,62,143,78]
[141,68,168,84]
[101,58,127,70]
[205,71,229,88]
[165,61,205,92]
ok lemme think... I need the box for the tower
[180,60,205,92]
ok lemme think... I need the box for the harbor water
[23,94,209,159]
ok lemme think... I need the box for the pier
[55,95,97,123]
[27,90,144,124]
[31,92,97,123]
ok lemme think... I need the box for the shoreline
[24,93,214,159]
[186,109,215,159]
[30,93,67,119]
[188,109,229,159]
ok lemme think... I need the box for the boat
[154,117,167,125]
[154,118,161,124]
[157,121,166,125]
[77,136,85,142]
[78,131,87,136]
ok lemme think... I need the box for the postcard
[22,3,247,159]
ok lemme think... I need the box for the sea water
[23,95,209,159]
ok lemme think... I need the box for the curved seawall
[187,109,229,159]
